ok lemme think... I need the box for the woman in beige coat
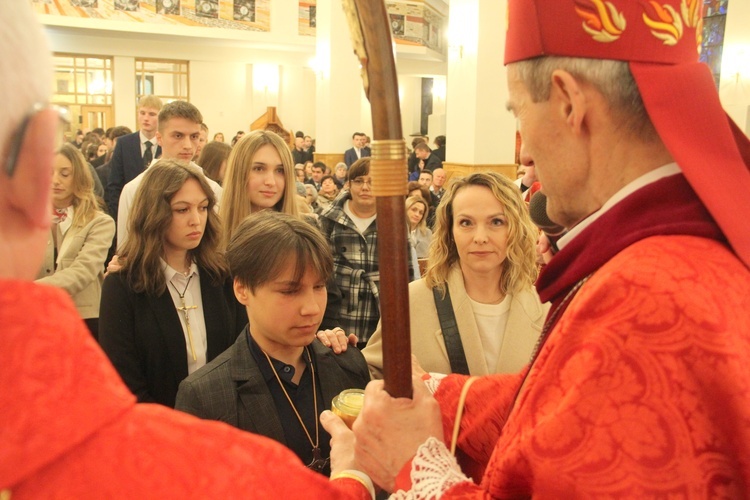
[37,144,115,339]
[362,171,547,377]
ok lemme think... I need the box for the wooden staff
[342,0,412,399]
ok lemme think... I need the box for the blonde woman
[219,130,299,249]
[36,144,115,339]
[361,171,547,377]
[405,195,432,259]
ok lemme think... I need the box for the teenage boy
[116,101,222,248]
[175,211,369,477]
[106,95,163,218]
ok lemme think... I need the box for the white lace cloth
[389,437,471,499]
[422,372,447,396]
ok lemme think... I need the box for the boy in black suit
[175,211,370,476]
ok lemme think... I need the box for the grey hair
[512,57,656,141]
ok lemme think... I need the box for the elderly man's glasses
[4,103,70,178]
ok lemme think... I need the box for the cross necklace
[262,347,328,473]
[169,274,198,362]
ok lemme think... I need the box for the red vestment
[1,281,369,499]
[399,175,750,497]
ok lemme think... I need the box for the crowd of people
[33,65,453,475]
[4,0,750,497]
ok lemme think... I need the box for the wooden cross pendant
[177,298,198,361]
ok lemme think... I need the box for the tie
[143,141,153,168]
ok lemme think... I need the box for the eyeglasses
[350,178,373,188]
[4,103,70,178]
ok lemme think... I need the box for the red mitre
[505,0,750,269]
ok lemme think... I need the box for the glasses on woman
[350,177,373,188]
[5,103,70,178]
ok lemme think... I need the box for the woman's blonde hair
[424,171,538,296]
[405,195,429,236]
[219,130,298,249]
[56,143,105,228]
[119,161,226,296]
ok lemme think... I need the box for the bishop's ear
[550,69,588,134]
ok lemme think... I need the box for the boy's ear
[233,278,250,305]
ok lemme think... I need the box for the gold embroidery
[642,1,684,46]
[574,0,626,43]
[680,0,701,27]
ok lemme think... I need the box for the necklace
[262,347,328,473]
[169,274,198,362]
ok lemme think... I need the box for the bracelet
[330,470,375,499]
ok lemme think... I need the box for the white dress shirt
[162,260,208,374]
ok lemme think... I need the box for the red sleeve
[434,372,525,480]
[329,478,373,500]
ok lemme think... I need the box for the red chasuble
[1,280,370,499]
[420,175,750,497]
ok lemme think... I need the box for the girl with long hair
[219,130,299,249]
[36,144,115,339]
[99,161,245,407]
[198,140,232,185]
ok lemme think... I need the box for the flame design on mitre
[642,1,684,46]
[680,0,704,54]
[574,0,627,43]
[680,0,701,27]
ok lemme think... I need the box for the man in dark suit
[96,125,133,212]
[106,95,163,219]
[305,162,326,191]
[175,212,369,476]
[343,132,370,168]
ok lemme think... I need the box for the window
[52,54,114,134]
[53,54,114,106]
[135,58,189,104]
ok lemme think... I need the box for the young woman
[198,140,232,185]
[405,195,432,259]
[36,144,115,339]
[175,211,369,477]
[213,132,225,143]
[219,130,299,249]
[99,161,246,407]
[362,171,548,377]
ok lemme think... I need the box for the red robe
[1,281,370,499]
[399,175,750,497]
